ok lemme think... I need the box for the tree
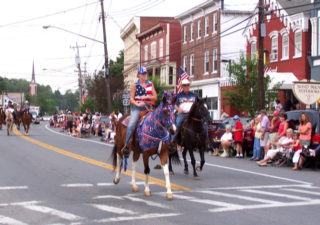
[148,76,170,108]
[222,52,282,116]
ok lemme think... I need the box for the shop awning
[266,72,298,90]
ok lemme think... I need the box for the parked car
[286,109,320,149]
[42,115,51,122]
[30,111,41,124]
[93,116,111,136]
[209,117,254,156]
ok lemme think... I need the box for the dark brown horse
[0,108,5,130]
[22,109,32,135]
[172,97,212,179]
[109,96,180,199]
[15,111,22,130]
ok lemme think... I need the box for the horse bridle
[190,106,210,122]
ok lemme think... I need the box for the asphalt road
[1,123,320,225]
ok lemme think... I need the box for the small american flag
[177,67,190,93]
[82,90,88,104]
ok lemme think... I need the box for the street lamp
[43,26,105,44]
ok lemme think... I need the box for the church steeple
[31,61,36,84]
[29,61,37,96]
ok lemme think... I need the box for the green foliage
[87,50,125,115]
[147,76,170,108]
[222,52,282,116]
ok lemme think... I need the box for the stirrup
[121,141,132,157]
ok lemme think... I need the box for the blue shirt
[175,91,197,113]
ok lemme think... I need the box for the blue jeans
[171,113,186,142]
[253,137,261,158]
[125,106,146,145]
[203,122,209,141]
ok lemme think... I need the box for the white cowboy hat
[25,101,29,104]
[179,79,192,87]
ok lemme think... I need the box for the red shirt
[270,118,281,133]
[293,140,301,152]
[234,121,243,142]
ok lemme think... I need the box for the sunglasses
[182,84,190,87]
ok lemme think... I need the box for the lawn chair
[299,147,320,171]
[272,146,293,167]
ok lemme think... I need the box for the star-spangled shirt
[135,80,152,103]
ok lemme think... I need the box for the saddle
[121,109,153,127]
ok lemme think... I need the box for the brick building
[175,0,251,119]
[243,0,312,109]
[121,16,177,90]
[136,20,181,90]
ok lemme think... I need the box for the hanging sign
[293,80,320,105]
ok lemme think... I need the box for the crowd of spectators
[49,109,123,141]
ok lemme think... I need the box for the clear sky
[0,0,257,94]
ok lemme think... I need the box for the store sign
[293,81,320,105]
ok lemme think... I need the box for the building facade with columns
[175,0,251,119]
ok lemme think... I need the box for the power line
[0,1,99,28]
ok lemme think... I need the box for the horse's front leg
[188,148,199,180]
[196,147,206,172]
[143,153,151,196]
[168,154,174,174]
[182,148,189,174]
[160,150,173,199]
[113,153,122,184]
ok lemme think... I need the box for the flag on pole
[177,67,190,93]
[82,90,88,104]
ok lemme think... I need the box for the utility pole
[1,90,4,107]
[258,0,265,110]
[100,0,112,113]
[70,43,86,107]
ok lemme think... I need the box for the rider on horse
[21,100,30,116]
[122,67,157,156]
[6,101,16,120]
[170,79,197,142]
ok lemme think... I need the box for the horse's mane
[185,100,199,120]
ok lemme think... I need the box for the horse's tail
[109,144,118,171]
[170,150,181,166]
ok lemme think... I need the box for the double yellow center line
[13,127,190,191]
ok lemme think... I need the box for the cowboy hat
[25,100,29,104]
[179,79,192,87]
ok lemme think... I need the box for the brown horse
[0,108,5,130]
[15,111,22,130]
[109,96,180,199]
[22,109,32,135]
[5,109,13,135]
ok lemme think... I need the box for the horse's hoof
[193,176,200,180]
[144,191,151,196]
[132,186,139,192]
[184,170,189,175]
[196,166,202,172]
[169,171,174,175]
[113,178,120,184]
[166,193,173,199]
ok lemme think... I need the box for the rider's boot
[122,140,132,157]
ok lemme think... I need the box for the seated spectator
[256,128,294,167]
[107,121,117,143]
[71,125,77,137]
[291,133,302,170]
[80,120,90,138]
[105,120,116,142]
[219,124,233,158]
[297,145,320,169]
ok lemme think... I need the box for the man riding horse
[22,100,30,116]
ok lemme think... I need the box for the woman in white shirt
[220,125,233,157]
[257,128,293,166]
